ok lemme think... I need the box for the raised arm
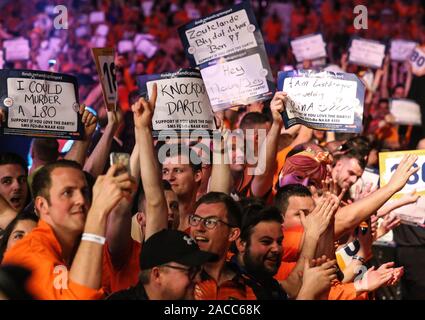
[83,108,122,178]
[64,105,97,166]
[70,165,135,289]
[334,154,419,239]
[133,84,168,240]
[251,92,284,197]
[105,143,140,268]
[209,127,233,194]
[281,196,337,298]
[380,56,390,99]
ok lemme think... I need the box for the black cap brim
[176,250,218,267]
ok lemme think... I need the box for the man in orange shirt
[2,160,136,299]
[189,192,257,300]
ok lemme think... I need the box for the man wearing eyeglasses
[107,229,216,300]
[189,192,258,300]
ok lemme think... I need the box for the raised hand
[79,104,98,138]
[107,104,123,131]
[132,83,157,130]
[353,182,378,202]
[387,154,419,193]
[300,193,339,240]
[374,214,402,240]
[270,91,286,125]
[91,164,136,215]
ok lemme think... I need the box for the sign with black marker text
[179,2,274,111]
[277,70,365,132]
[137,69,216,137]
[0,69,82,139]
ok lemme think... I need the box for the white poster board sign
[389,99,422,126]
[3,38,30,61]
[89,11,105,24]
[0,70,82,139]
[182,9,258,65]
[278,70,364,133]
[118,40,134,54]
[201,53,269,111]
[348,38,386,69]
[291,34,326,62]
[390,40,417,62]
[137,69,216,134]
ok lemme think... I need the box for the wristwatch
[352,255,366,264]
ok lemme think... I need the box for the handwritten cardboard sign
[277,70,365,132]
[379,150,425,199]
[179,1,274,111]
[0,69,82,139]
[348,38,386,69]
[137,69,216,137]
[291,33,326,62]
[390,40,417,62]
[201,53,271,111]
[91,48,117,111]
[134,34,158,58]
[179,3,258,65]
[389,99,422,126]
[3,38,30,62]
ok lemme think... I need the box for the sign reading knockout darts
[0,69,83,139]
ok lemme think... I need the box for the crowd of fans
[0,0,425,300]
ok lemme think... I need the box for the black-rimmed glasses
[160,264,201,280]
[188,214,233,230]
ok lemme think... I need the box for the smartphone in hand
[109,152,130,176]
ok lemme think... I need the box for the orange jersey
[2,220,140,299]
[195,265,257,300]
[276,225,369,300]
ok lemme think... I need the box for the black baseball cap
[139,229,217,269]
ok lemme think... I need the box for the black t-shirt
[230,257,288,300]
[393,224,425,247]
[106,282,149,300]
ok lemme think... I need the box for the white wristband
[81,233,106,245]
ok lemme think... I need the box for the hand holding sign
[132,83,157,130]
[107,104,123,132]
[270,91,286,125]
[79,104,98,138]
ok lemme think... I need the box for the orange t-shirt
[276,225,368,300]
[273,146,293,190]
[195,266,257,300]
[2,220,140,299]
